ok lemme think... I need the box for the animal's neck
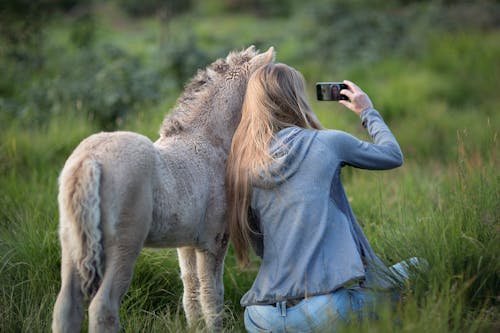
[203,110,240,153]
[204,92,244,153]
[160,90,243,153]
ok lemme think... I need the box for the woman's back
[243,108,403,306]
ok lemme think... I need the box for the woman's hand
[338,80,373,116]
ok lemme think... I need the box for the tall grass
[1,115,497,332]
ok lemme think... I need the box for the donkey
[52,45,275,333]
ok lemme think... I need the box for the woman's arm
[332,109,403,169]
[328,80,403,169]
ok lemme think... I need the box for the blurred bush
[117,0,193,17]
[0,43,170,130]
[1,0,498,133]
[0,0,86,49]
[293,0,499,75]
[159,33,214,89]
[70,11,96,48]
[223,0,297,17]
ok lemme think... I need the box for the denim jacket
[241,108,403,306]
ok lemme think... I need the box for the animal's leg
[177,247,203,328]
[87,236,143,333]
[52,236,85,333]
[86,167,152,333]
[87,199,151,332]
[196,235,229,332]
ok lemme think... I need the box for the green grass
[1,115,497,332]
[1,3,499,332]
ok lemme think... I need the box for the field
[0,1,499,332]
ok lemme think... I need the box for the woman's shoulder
[315,128,353,143]
[277,127,352,145]
[277,126,334,137]
[277,126,309,136]
[276,126,314,142]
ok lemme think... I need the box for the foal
[52,46,275,332]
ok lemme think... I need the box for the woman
[226,63,417,332]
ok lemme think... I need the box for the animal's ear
[245,45,256,54]
[249,46,275,71]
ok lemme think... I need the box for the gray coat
[241,108,403,306]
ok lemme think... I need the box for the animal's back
[64,131,156,171]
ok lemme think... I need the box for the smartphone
[316,82,349,101]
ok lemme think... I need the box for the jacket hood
[253,127,317,188]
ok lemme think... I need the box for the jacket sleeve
[327,108,403,170]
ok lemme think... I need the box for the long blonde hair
[226,63,323,266]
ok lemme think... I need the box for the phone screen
[316,82,349,101]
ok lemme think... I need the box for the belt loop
[279,300,287,317]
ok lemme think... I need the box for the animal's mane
[160,47,258,137]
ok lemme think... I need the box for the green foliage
[118,0,193,17]
[159,33,215,89]
[70,12,97,48]
[421,32,500,110]
[222,0,297,17]
[291,0,499,78]
[293,0,432,71]
[341,127,499,332]
[0,0,81,17]
[0,1,499,332]
[1,43,169,130]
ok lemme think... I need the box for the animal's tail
[58,158,103,300]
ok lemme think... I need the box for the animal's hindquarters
[57,132,158,297]
[53,132,158,332]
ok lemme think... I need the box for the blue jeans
[244,286,387,333]
[244,258,424,333]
